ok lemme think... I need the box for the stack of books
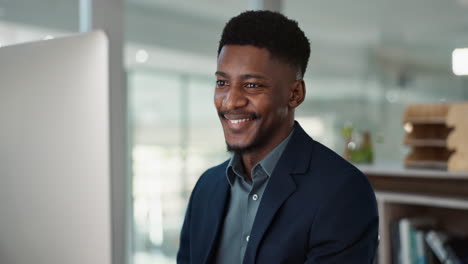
[391,217,468,264]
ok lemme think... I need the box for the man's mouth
[224,116,252,124]
[220,112,258,129]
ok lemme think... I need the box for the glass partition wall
[128,69,229,264]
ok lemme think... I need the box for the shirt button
[246,235,250,242]
[252,194,258,201]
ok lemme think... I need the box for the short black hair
[218,10,311,78]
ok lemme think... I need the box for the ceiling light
[135,49,149,63]
[43,35,54,40]
[452,48,468,76]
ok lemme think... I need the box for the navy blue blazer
[177,123,379,264]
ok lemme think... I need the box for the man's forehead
[218,45,271,61]
[217,45,298,79]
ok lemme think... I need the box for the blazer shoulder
[304,139,375,201]
[310,139,363,176]
[309,138,346,163]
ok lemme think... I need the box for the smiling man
[177,10,379,264]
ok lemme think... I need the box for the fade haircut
[218,10,311,79]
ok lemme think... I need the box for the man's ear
[288,80,306,108]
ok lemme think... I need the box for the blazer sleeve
[305,169,379,263]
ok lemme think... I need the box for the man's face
[215,45,297,153]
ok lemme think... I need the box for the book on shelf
[425,231,468,264]
[415,230,430,264]
[390,217,438,264]
[399,217,437,264]
[390,217,468,264]
[391,221,403,264]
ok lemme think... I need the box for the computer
[0,31,111,264]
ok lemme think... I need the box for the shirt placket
[240,166,265,263]
[239,178,252,263]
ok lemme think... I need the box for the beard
[226,143,256,155]
[225,128,269,155]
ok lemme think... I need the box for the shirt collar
[225,128,294,186]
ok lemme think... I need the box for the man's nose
[223,86,248,109]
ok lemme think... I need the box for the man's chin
[224,130,265,155]
[226,142,258,155]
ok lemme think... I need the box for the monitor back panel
[0,31,111,264]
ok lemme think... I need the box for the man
[177,10,379,264]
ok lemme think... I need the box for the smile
[227,118,251,124]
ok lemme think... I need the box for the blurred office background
[1,0,467,263]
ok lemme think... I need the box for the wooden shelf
[376,191,468,210]
[362,166,468,264]
[358,163,468,180]
[402,103,468,172]
[406,118,446,124]
[404,139,446,147]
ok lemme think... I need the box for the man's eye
[246,83,260,88]
[216,80,228,86]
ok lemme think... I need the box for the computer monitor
[0,31,111,264]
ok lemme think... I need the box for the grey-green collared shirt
[215,130,294,264]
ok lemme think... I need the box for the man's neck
[241,151,268,182]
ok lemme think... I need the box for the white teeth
[223,115,252,124]
[229,118,251,124]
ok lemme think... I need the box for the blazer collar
[243,121,314,263]
[288,121,314,175]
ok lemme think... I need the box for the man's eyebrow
[215,71,229,78]
[241,74,268,80]
[215,72,268,80]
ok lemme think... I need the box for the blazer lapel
[201,170,230,264]
[243,122,314,263]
